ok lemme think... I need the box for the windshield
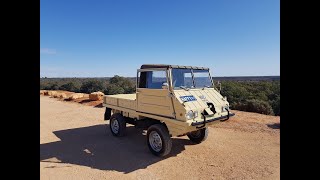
[171,68,213,89]
[193,69,213,88]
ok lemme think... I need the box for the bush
[220,81,279,116]
[233,100,274,115]
[271,96,280,116]
[40,83,46,90]
[59,82,80,92]
[48,83,59,90]
[80,80,105,94]
[245,99,274,115]
[40,76,135,95]
[104,84,125,95]
[109,75,135,94]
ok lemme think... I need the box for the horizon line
[40,75,280,78]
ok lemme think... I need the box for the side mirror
[162,82,169,89]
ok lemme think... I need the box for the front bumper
[191,113,235,127]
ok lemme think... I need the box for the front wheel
[147,124,172,157]
[187,127,208,144]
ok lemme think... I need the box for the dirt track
[40,96,280,180]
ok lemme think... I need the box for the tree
[109,75,135,94]
[109,75,123,84]
[60,82,80,92]
[220,81,279,115]
[49,83,59,90]
[271,96,280,116]
[104,84,125,95]
[80,80,105,94]
[232,100,273,115]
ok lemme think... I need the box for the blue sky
[40,0,279,77]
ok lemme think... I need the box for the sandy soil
[40,96,280,180]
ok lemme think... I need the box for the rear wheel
[109,113,126,137]
[187,127,208,144]
[147,124,172,157]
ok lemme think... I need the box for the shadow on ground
[94,103,103,108]
[267,123,280,129]
[40,124,192,173]
[79,99,92,103]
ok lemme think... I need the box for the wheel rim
[189,130,202,138]
[149,131,163,152]
[111,119,119,134]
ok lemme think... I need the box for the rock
[89,91,104,101]
[68,93,86,100]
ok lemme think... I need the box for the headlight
[186,110,198,119]
[221,105,229,112]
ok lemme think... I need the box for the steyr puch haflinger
[103,64,235,156]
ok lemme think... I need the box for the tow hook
[221,108,230,122]
[196,113,206,129]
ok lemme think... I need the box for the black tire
[104,108,112,120]
[147,124,172,157]
[187,127,208,144]
[109,113,126,137]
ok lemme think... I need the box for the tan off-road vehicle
[103,64,235,156]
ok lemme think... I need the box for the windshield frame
[170,68,214,90]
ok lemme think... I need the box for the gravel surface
[40,96,280,180]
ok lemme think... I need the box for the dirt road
[40,96,280,180]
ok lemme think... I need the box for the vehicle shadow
[267,123,280,129]
[40,124,192,173]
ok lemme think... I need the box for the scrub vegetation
[40,76,279,116]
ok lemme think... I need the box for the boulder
[59,93,68,99]
[68,93,85,100]
[40,90,47,95]
[53,93,60,98]
[48,91,58,96]
[89,91,104,101]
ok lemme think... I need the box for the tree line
[40,76,136,95]
[220,81,280,116]
[40,76,280,116]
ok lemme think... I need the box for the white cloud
[40,48,56,54]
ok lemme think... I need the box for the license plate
[180,95,197,102]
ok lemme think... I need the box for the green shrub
[80,80,105,94]
[271,96,280,116]
[59,82,80,92]
[48,83,59,90]
[245,99,274,115]
[233,99,274,115]
[109,75,135,94]
[220,81,279,115]
[104,84,125,95]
